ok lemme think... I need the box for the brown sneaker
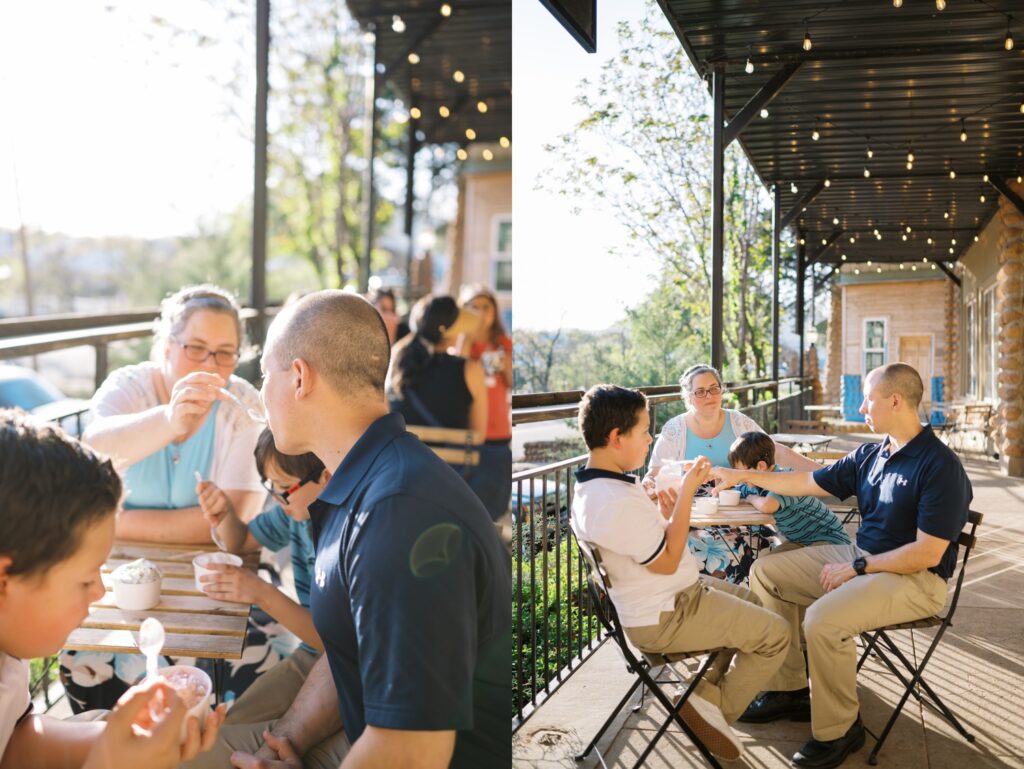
[675,693,743,761]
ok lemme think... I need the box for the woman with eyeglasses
[82,285,266,545]
[643,364,819,492]
[65,286,267,713]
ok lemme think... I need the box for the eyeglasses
[690,385,723,399]
[261,468,322,505]
[171,337,240,367]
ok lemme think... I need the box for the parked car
[0,365,90,435]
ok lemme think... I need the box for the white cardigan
[647,409,766,476]
[91,362,264,493]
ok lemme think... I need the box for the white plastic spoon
[138,617,165,681]
[194,470,228,551]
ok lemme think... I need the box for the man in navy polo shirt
[217,290,511,769]
[711,363,971,769]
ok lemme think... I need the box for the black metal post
[251,0,269,343]
[797,234,806,379]
[404,117,418,296]
[711,66,725,371]
[772,185,781,382]
[360,37,380,294]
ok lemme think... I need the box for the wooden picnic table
[65,540,255,660]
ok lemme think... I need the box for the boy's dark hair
[728,431,776,469]
[578,385,648,450]
[254,428,325,481]
[0,409,122,579]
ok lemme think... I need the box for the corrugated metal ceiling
[346,1,511,147]
[658,0,1024,265]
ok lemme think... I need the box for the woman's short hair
[154,284,244,350]
[679,364,723,395]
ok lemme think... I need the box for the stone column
[825,282,842,404]
[945,266,960,398]
[996,180,1024,477]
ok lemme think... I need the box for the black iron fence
[511,377,814,729]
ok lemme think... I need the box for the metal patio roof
[658,0,1024,266]
[347,1,511,146]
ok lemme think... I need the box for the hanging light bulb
[841,253,848,261]
[803,23,813,52]
[824,177,831,187]
[936,0,946,10]
[799,238,806,245]
[1020,101,1024,114]
[959,120,967,142]
[949,247,955,254]
[477,100,488,113]
[924,256,929,263]
[907,148,915,164]
[900,263,905,269]
[902,233,908,241]
[894,0,903,7]
[391,14,406,32]
[866,141,874,159]
[867,260,873,266]
[854,268,861,275]
[438,105,450,118]
[833,215,840,225]
[440,3,452,17]
[465,128,476,140]
[482,149,494,161]
[745,56,754,74]
[410,107,422,120]
[974,234,980,242]
[850,236,856,244]
[453,70,465,83]
[912,264,918,271]
[944,210,950,219]
[1006,19,1015,51]
[812,126,820,141]
[949,167,956,179]
[907,161,914,171]
[877,267,882,273]
[906,225,912,233]
[952,238,957,245]
[499,136,510,148]
[983,173,990,182]
[928,237,934,244]
[821,238,828,245]
[456,148,468,160]
[791,182,799,194]
[760,107,769,118]
[980,193,987,202]
[407,52,420,64]
[864,166,871,178]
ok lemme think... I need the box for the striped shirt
[738,468,851,546]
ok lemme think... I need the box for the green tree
[539,2,790,381]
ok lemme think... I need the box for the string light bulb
[407,52,420,64]
[928,237,934,244]
[803,24,813,52]
[824,177,831,187]
[983,173,990,182]
[864,167,871,178]
[465,128,476,140]
[812,119,820,141]
[833,215,840,225]
[456,148,468,161]
[482,149,494,161]
[410,107,422,119]
[438,105,450,118]
[1020,101,1024,113]
[841,253,847,261]
[391,14,406,32]
[907,148,915,164]
[980,193,987,202]
[499,136,510,148]
[902,233,908,241]
[745,56,754,74]
[867,260,873,266]
[866,140,874,159]
[440,3,452,16]
[476,101,488,113]
[453,70,465,83]
[877,267,882,273]
[850,236,856,243]
[949,167,956,180]
[936,0,946,10]
[760,107,769,118]
[854,268,861,275]
[974,234,980,242]
[894,0,903,7]
[906,225,912,233]
[1006,19,1015,51]
[900,263,905,269]
[791,182,799,194]
[960,120,967,142]
[944,210,950,219]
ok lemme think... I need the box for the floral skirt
[687,526,775,585]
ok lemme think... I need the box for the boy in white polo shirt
[570,385,790,761]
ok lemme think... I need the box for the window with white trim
[981,285,996,401]
[492,216,511,293]
[863,318,886,374]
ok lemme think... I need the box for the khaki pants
[181,648,349,769]
[749,544,948,741]
[624,577,791,723]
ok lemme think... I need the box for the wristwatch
[852,556,868,576]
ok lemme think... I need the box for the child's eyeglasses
[691,385,723,399]
[261,468,321,504]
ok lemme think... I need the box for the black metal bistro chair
[570,528,728,769]
[856,509,983,765]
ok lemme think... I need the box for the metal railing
[0,307,272,389]
[511,377,815,729]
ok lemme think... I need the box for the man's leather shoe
[791,716,866,769]
[737,688,811,723]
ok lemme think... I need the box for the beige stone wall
[451,168,511,317]
[841,277,948,386]
[995,181,1024,477]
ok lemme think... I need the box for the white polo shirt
[571,468,699,628]
[0,652,30,759]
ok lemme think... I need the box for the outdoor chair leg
[632,652,723,769]
[575,675,645,762]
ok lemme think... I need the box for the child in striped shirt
[728,432,851,549]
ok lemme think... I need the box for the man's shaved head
[868,362,924,409]
[268,290,390,396]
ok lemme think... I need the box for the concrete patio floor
[513,447,1024,769]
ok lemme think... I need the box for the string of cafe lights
[389,3,511,162]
